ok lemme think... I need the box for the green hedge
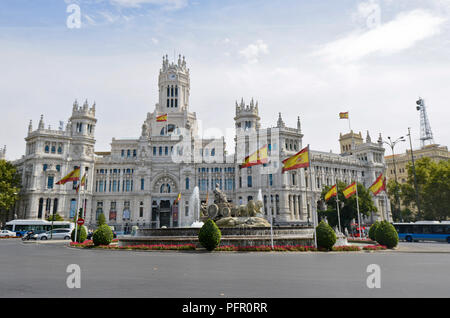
[374,221,399,249]
[316,221,336,251]
[93,224,113,246]
[198,219,222,251]
[369,221,380,241]
[71,226,87,243]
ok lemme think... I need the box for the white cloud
[239,40,269,64]
[317,9,446,63]
[109,0,188,10]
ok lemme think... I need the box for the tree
[316,221,336,251]
[97,213,106,227]
[387,179,402,222]
[0,160,21,222]
[198,219,221,251]
[400,158,450,221]
[47,214,64,222]
[318,181,377,230]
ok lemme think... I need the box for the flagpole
[307,144,317,248]
[74,165,82,243]
[267,173,274,249]
[355,181,362,238]
[335,183,342,234]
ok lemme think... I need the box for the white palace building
[10,55,391,232]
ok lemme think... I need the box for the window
[56,165,60,172]
[47,176,54,189]
[153,147,157,156]
[121,150,125,157]
[44,145,49,153]
[53,198,58,214]
[43,164,48,171]
[185,177,190,190]
[185,202,189,216]
[38,198,44,218]
[141,178,145,190]
[247,176,252,188]
[96,201,103,220]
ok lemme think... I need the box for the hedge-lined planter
[70,241,387,252]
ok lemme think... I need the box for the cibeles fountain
[119,184,315,248]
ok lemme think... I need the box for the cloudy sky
[1,0,449,160]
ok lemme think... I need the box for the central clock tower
[157,54,190,114]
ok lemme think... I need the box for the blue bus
[393,222,450,243]
[5,220,74,237]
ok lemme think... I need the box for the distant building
[10,55,391,230]
[385,144,450,184]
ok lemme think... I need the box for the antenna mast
[416,97,435,148]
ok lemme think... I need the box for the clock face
[169,73,176,80]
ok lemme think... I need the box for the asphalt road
[0,239,449,298]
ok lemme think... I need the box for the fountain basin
[119,226,315,248]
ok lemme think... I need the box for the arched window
[167,184,171,193]
[45,145,49,153]
[185,177,190,190]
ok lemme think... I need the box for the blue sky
[1,0,450,159]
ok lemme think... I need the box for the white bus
[4,220,74,237]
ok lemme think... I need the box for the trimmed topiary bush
[97,213,106,226]
[93,224,113,246]
[71,226,87,243]
[316,221,337,251]
[198,219,222,251]
[374,221,399,249]
[369,221,380,241]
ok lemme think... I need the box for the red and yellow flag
[369,174,386,196]
[343,182,357,199]
[325,185,337,201]
[339,112,349,119]
[282,146,309,173]
[174,193,181,204]
[157,114,168,122]
[76,173,86,193]
[240,145,269,169]
[56,167,80,185]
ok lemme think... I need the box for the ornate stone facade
[11,55,391,231]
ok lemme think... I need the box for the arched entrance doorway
[159,200,172,228]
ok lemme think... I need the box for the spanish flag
[76,173,86,194]
[325,185,337,201]
[282,146,309,173]
[174,193,181,204]
[369,174,386,196]
[343,182,357,199]
[56,167,80,185]
[157,114,168,122]
[240,145,269,169]
[339,112,349,119]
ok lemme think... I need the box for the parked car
[0,230,17,237]
[38,228,72,240]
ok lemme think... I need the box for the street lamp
[383,136,406,221]
[406,127,422,219]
